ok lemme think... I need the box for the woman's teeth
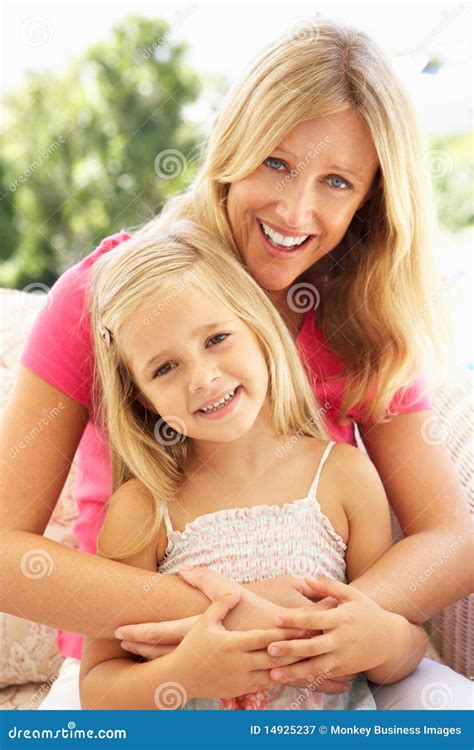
[260,220,309,249]
[198,387,238,413]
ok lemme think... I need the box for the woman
[2,19,471,709]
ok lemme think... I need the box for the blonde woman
[79,219,428,710]
[2,19,471,709]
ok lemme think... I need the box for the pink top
[19,232,432,659]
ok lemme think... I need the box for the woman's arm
[1,368,286,636]
[356,410,473,623]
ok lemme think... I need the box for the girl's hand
[267,577,403,686]
[171,589,305,701]
[115,566,313,659]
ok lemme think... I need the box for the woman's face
[227,110,379,294]
[122,284,269,443]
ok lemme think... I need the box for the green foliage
[430,131,474,233]
[0,16,203,289]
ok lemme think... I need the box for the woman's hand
[170,589,304,701]
[266,577,407,687]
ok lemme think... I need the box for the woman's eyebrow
[274,146,364,183]
[141,320,235,375]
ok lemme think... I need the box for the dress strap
[307,441,336,502]
[161,502,174,536]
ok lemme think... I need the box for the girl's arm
[356,410,472,622]
[80,482,299,708]
[0,368,299,637]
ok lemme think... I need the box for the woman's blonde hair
[157,18,451,423]
[89,219,329,560]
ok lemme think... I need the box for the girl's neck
[187,401,285,480]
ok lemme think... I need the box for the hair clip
[98,320,112,348]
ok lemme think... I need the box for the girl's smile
[194,384,243,419]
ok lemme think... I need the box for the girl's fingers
[114,615,199,645]
[305,578,356,603]
[238,627,306,651]
[275,607,342,631]
[179,566,239,600]
[120,641,176,659]
[271,654,341,684]
[250,651,302,670]
[268,633,334,660]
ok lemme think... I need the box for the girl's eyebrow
[140,320,235,375]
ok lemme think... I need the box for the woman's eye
[264,157,287,171]
[327,175,352,191]
[153,362,176,378]
[207,333,229,346]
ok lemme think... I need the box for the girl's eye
[207,333,229,346]
[153,362,176,378]
[327,175,353,191]
[264,156,287,171]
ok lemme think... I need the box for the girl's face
[122,284,269,442]
[227,110,379,294]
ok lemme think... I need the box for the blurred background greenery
[0,10,472,293]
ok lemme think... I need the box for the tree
[0,15,203,289]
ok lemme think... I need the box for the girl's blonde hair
[89,219,330,560]
[157,18,451,423]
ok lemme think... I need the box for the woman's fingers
[120,641,175,659]
[250,650,303,670]
[114,615,199,645]
[179,566,239,600]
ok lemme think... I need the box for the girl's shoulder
[97,478,164,564]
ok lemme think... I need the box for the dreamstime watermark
[421,415,451,446]
[143,3,198,59]
[411,271,463,324]
[20,16,54,47]
[9,402,65,458]
[275,404,332,459]
[154,416,187,446]
[288,670,333,709]
[421,681,454,709]
[409,4,465,67]
[287,282,321,313]
[20,282,52,313]
[9,137,65,192]
[143,270,198,325]
[286,16,321,47]
[154,148,191,180]
[409,534,466,592]
[20,672,60,710]
[154,681,188,709]
[288,552,318,578]
[422,149,454,180]
[20,548,54,580]
[276,137,332,192]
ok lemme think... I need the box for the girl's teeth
[199,388,237,413]
[260,221,308,248]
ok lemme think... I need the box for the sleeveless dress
[158,441,376,710]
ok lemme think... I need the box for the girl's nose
[188,363,222,393]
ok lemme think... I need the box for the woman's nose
[274,177,317,229]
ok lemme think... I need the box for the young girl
[79,219,428,710]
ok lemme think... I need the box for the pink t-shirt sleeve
[19,232,131,410]
[350,372,433,424]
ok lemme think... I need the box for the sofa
[0,287,472,709]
